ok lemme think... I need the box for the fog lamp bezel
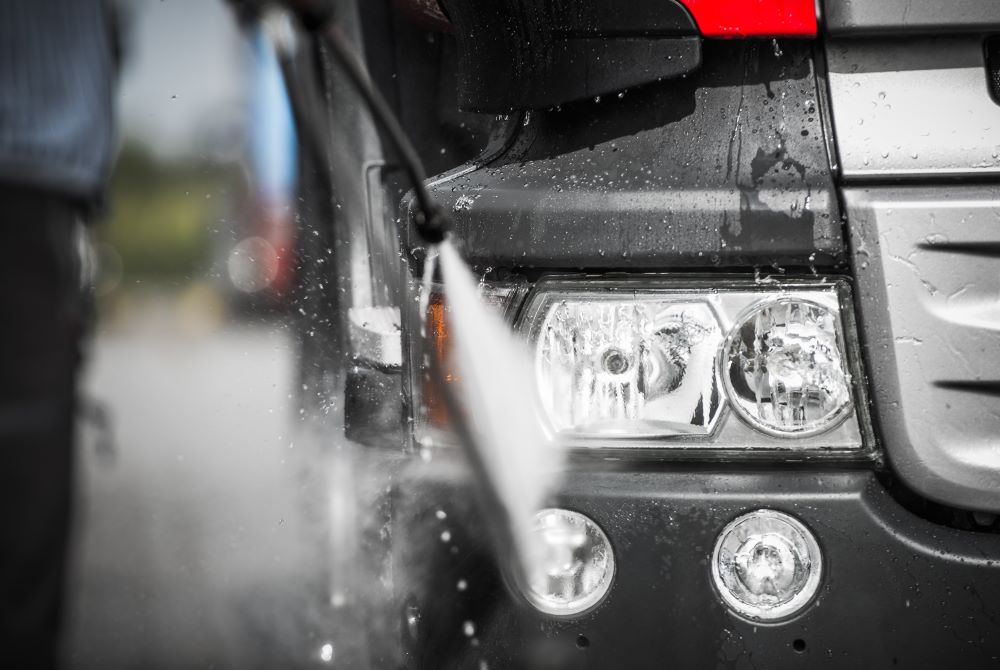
[711,509,823,622]
[519,507,617,617]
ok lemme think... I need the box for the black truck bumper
[394,468,1000,669]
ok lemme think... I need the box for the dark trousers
[0,186,89,669]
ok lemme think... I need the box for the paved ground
[62,295,335,669]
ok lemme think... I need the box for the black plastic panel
[345,366,406,447]
[441,0,701,111]
[823,0,1000,35]
[407,41,844,272]
[393,467,1000,669]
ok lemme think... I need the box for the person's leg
[0,185,88,670]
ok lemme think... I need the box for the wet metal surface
[416,40,843,272]
[826,37,1000,179]
[846,186,1000,512]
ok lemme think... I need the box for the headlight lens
[535,299,723,437]
[723,299,852,436]
[517,278,865,452]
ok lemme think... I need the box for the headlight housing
[517,277,868,455]
[413,275,871,458]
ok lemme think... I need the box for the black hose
[315,22,448,243]
[276,3,529,589]
[274,33,333,186]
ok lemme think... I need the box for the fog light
[711,510,821,621]
[522,509,615,616]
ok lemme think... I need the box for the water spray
[271,1,561,596]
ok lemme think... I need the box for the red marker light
[679,0,818,38]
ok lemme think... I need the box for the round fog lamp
[711,510,821,621]
[522,509,615,616]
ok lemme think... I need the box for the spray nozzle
[413,204,449,245]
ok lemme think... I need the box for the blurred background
[63,0,320,667]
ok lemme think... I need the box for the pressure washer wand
[319,24,447,243]
[275,0,447,244]
[274,1,533,587]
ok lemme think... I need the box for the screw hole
[792,638,807,653]
[576,634,590,649]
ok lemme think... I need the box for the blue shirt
[0,0,116,201]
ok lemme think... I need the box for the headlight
[412,275,868,455]
[517,277,866,454]
[723,299,851,436]
[533,298,724,437]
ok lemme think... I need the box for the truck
[280,0,1000,666]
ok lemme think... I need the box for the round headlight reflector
[522,508,615,616]
[722,299,851,436]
